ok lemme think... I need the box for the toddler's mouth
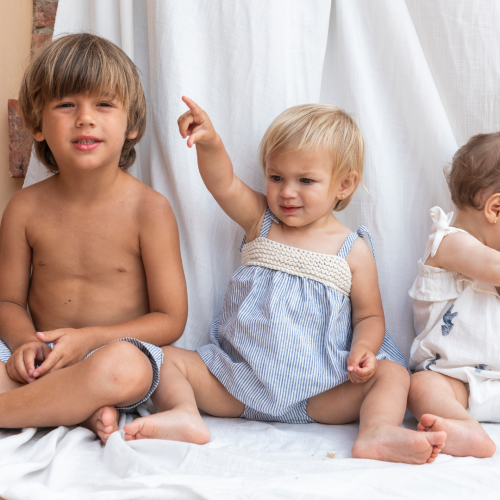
[280,205,301,214]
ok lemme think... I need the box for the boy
[0,33,187,443]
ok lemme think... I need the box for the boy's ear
[484,193,500,223]
[127,128,139,140]
[32,129,45,142]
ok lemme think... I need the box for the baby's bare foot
[418,414,495,458]
[123,407,210,445]
[82,406,119,444]
[352,424,446,464]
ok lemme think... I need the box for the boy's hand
[178,96,218,148]
[32,329,91,378]
[347,344,377,384]
[6,341,52,384]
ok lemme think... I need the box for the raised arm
[345,239,386,384]
[428,231,500,285]
[178,96,267,235]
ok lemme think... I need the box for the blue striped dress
[197,209,406,424]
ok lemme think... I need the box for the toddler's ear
[126,128,139,140]
[32,129,45,142]
[484,193,500,223]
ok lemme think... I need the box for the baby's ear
[484,192,500,223]
[32,129,45,142]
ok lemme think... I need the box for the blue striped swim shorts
[0,337,163,414]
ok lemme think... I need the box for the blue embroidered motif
[475,364,487,373]
[441,305,458,336]
[426,353,441,370]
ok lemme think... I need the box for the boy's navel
[38,261,46,266]
[117,267,126,273]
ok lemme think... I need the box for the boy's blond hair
[18,33,147,172]
[259,104,364,211]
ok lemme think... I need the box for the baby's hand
[32,329,91,378]
[346,344,377,384]
[6,341,52,384]
[178,96,218,148]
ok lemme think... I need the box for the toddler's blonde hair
[259,104,364,211]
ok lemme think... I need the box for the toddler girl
[124,97,447,463]
[408,133,500,458]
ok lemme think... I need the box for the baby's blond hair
[259,104,364,211]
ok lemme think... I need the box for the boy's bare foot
[123,407,210,445]
[82,406,119,444]
[351,424,446,464]
[418,414,495,458]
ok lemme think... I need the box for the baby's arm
[428,231,500,285]
[0,194,52,383]
[34,193,188,377]
[178,96,267,238]
[346,239,386,384]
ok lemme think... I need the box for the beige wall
[0,0,32,215]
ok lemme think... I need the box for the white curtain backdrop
[5,1,500,498]
[24,0,500,360]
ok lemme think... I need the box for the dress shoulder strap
[337,225,376,261]
[239,208,279,251]
[422,207,468,262]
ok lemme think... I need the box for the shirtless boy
[0,33,187,443]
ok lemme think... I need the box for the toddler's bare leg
[408,371,495,458]
[123,346,244,444]
[0,341,152,429]
[307,360,446,464]
[0,362,22,394]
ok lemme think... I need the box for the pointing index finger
[182,96,203,119]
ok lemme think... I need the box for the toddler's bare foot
[418,414,495,458]
[123,407,210,445]
[82,406,119,444]
[352,424,446,464]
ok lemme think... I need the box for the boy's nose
[76,108,96,127]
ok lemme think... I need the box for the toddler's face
[33,93,137,173]
[265,148,346,227]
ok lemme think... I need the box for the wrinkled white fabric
[410,207,500,422]
[16,0,500,496]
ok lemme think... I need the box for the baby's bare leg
[307,360,446,464]
[0,341,152,429]
[408,371,495,458]
[123,346,244,444]
[0,362,22,394]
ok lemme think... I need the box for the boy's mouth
[72,136,102,151]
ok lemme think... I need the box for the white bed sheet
[1,408,499,499]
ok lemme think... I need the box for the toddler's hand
[32,329,91,378]
[346,345,377,384]
[178,96,218,148]
[6,341,52,384]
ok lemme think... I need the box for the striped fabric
[197,208,407,424]
[0,337,163,414]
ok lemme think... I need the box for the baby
[0,33,187,443]
[123,97,447,464]
[408,133,500,458]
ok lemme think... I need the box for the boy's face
[33,93,138,173]
[265,148,357,227]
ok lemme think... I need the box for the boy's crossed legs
[408,371,495,458]
[124,346,446,464]
[0,341,153,442]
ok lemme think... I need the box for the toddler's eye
[270,175,283,182]
[57,103,74,108]
[98,102,113,107]
[300,178,314,184]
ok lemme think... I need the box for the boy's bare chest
[28,210,142,276]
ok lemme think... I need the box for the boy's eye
[270,175,283,182]
[56,103,74,108]
[300,178,314,184]
[98,101,114,107]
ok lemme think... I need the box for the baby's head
[447,132,500,224]
[259,104,364,226]
[18,33,146,173]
